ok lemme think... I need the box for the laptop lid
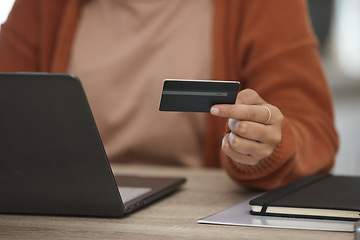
[0,73,185,217]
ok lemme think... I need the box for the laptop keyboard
[118,187,152,203]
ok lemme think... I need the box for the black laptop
[0,73,186,217]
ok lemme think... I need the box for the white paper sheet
[198,199,355,232]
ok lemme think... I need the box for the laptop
[0,72,186,217]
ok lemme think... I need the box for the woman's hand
[210,89,283,165]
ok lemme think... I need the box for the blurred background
[1,0,359,175]
[307,0,360,175]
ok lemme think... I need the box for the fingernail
[235,121,240,131]
[229,132,235,144]
[228,118,240,129]
[210,107,220,116]
[222,136,226,149]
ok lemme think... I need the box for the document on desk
[198,198,355,232]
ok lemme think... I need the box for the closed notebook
[249,174,360,221]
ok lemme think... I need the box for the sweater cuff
[222,117,296,180]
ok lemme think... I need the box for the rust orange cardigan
[0,0,338,190]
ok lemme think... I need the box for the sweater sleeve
[220,0,338,190]
[0,0,69,72]
[0,0,40,72]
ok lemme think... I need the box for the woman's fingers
[222,134,274,165]
[211,104,272,125]
[211,89,284,165]
[227,118,281,144]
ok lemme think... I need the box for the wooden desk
[0,165,353,240]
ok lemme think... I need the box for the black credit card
[159,79,240,112]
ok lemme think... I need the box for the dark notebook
[249,174,360,221]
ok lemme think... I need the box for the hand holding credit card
[159,79,240,112]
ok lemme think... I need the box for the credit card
[159,79,240,112]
